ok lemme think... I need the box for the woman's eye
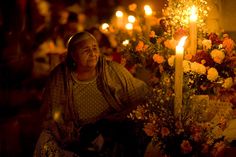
[81,49,89,54]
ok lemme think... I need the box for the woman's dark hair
[66,31,98,70]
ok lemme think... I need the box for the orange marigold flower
[223,35,235,56]
[135,41,144,52]
[213,56,223,64]
[153,54,165,64]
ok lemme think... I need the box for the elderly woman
[34,32,149,157]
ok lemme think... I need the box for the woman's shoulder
[50,62,68,75]
[106,60,127,72]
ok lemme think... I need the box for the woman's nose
[88,48,98,56]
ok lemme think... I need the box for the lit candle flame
[144,5,152,16]
[190,5,198,22]
[176,36,188,54]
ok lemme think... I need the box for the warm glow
[144,5,152,16]
[190,5,198,22]
[122,39,129,46]
[128,15,136,23]
[116,10,123,18]
[176,36,188,54]
[101,23,109,31]
[125,23,133,30]
[53,111,60,121]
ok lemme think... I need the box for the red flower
[208,33,222,45]
[191,50,214,67]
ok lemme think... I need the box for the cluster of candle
[99,3,199,117]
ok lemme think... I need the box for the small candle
[144,5,153,33]
[189,5,198,54]
[175,36,187,117]
[116,10,124,28]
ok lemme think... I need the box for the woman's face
[72,38,100,70]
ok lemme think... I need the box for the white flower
[202,39,212,50]
[190,62,206,75]
[218,44,223,49]
[222,77,233,89]
[207,68,219,81]
[210,49,225,64]
[183,60,191,72]
[168,55,175,67]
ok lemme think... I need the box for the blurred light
[116,10,123,18]
[125,23,133,30]
[53,111,60,121]
[190,5,198,22]
[128,15,136,23]
[101,23,109,32]
[122,39,129,46]
[144,5,152,16]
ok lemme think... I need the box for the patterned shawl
[40,56,149,147]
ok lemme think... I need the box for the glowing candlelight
[125,23,133,30]
[144,5,153,33]
[189,5,198,54]
[101,23,109,32]
[128,15,136,23]
[116,10,124,28]
[175,36,187,117]
[144,5,152,16]
[122,39,129,46]
[116,10,123,18]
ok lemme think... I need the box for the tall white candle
[175,36,187,117]
[189,6,198,54]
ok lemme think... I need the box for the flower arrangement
[128,85,233,157]
[101,1,236,156]
[122,27,236,157]
[119,29,236,96]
